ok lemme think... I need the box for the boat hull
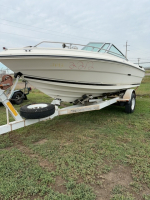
[0,56,145,102]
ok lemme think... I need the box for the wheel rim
[131,98,135,110]
[27,104,48,109]
[16,95,21,100]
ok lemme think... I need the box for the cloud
[0,0,149,65]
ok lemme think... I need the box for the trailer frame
[0,77,135,135]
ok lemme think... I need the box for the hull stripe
[24,75,140,87]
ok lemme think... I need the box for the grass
[145,70,150,74]
[136,75,150,96]
[0,75,150,199]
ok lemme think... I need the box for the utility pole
[124,41,130,58]
[137,58,140,65]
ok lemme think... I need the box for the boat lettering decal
[69,61,94,70]
[69,62,77,69]
[52,63,64,67]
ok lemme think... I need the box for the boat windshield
[82,43,104,52]
[82,42,126,60]
[108,45,125,59]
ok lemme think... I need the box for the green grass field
[0,76,150,200]
[145,70,150,74]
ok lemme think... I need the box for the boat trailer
[0,75,136,135]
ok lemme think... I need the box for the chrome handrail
[34,41,103,51]
[34,41,127,60]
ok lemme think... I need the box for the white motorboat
[0,41,145,102]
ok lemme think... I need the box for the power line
[0,18,98,42]
[129,58,150,60]
[134,62,150,64]
[129,59,150,62]
[0,22,95,42]
[0,4,98,33]
[0,30,91,46]
[0,30,51,41]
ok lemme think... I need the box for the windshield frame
[82,42,127,60]
[106,44,126,60]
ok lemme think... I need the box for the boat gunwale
[0,54,145,72]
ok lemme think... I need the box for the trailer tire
[12,91,24,105]
[20,103,55,119]
[125,93,136,114]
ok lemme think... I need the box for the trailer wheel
[12,91,24,105]
[125,93,136,114]
[20,103,55,119]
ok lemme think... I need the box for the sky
[0,0,150,70]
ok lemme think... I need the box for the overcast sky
[0,0,150,70]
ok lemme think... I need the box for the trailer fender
[122,89,136,114]
[122,89,136,101]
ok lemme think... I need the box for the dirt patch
[10,142,67,194]
[1,146,13,151]
[39,159,55,171]
[77,177,83,184]
[93,165,150,200]
[62,141,73,146]
[103,165,132,186]
[17,144,34,154]
[51,176,67,194]
[34,139,48,145]
[7,134,56,171]
[142,185,150,197]
[8,131,25,144]
[16,144,56,171]
[94,165,133,200]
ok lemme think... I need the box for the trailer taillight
[28,87,32,91]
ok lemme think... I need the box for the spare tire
[20,103,55,119]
